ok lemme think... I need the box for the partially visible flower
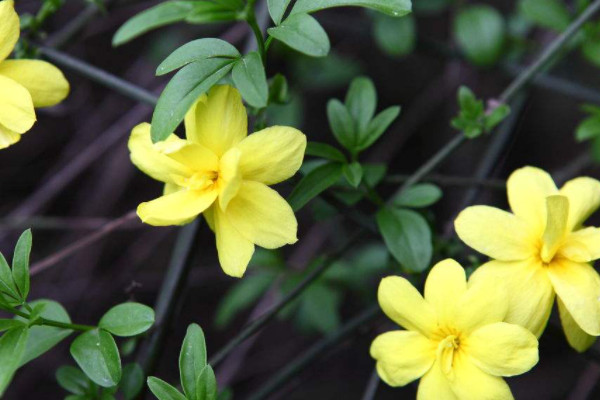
[455,166,600,351]
[129,85,306,278]
[371,259,538,400]
[0,0,70,149]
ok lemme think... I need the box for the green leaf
[0,327,29,396]
[70,329,122,388]
[345,77,377,134]
[393,183,442,208]
[457,86,483,117]
[268,0,293,24]
[373,14,416,57]
[484,104,511,132]
[56,366,90,395]
[179,324,208,399]
[582,39,600,67]
[12,229,31,301]
[156,38,241,75]
[99,302,155,337]
[121,364,145,400]
[518,0,571,31]
[215,273,274,328]
[576,117,600,142]
[17,299,72,366]
[305,142,345,163]
[268,74,289,104]
[359,106,400,150]
[151,59,235,142]
[232,52,269,108]
[297,284,341,333]
[196,365,217,400]
[327,99,356,150]
[0,319,25,332]
[147,377,187,400]
[376,207,432,272]
[113,1,198,46]
[0,253,19,303]
[291,0,412,17]
[454,5,505,67]
[343,162,363,188]
[267,13,330,57]
[288,162,344,211]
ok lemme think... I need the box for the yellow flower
[371,259,538,400]
[129,85,306,277]
[0,0,70,149]
[455,166,600,352]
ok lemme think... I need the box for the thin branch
[361,369,380,400]
[0,216,138,231]
[30,210,138,276]
[383,174,505,189]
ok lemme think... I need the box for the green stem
[9,307,94,331]
[246,0,267,65]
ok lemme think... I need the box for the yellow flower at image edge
[455,166,600,351]
[0,0,70,149]
[129,85,306,278]
[371,259,538,400]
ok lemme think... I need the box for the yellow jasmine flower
[0,0,70,149]
[129,85,306,277]
[455,166,600,351]
[371,259,538,400]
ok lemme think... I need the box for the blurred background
[2,0,600,398]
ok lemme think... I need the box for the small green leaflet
[0,327,29,397]
[268,0,293,24]
[70,329,122,388]
[291,0,412,17]
[179,324,208,399]
[157,38,241,75]
[288,162,344,211]
[454,5,506,67]
[232,52,269,108]
[147,377,187,400]
[268,13,330,57]
[98,302,155,337]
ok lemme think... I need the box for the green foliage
[288,162,344,210]
[305,142,347,163]
[0,327,29,396]
[518,0,571,31]
[393,183,443,208]
[290,0,412,17]
[454,5,506,67]
[451,86,511,138]
[58,362,143,400]
[12,229,32,302]
[232,52,269,108]
[268,0,293,25]
[156,39,241,76]
[70,329,122,387]
[574,104,600,162]
[343,161,363,188]
[57,365,91,396]
[149,323,219,400]
[373,14,416,57]
[267,13,331,57]
[113,1,245,46]
[376,207,432,272]
[98,303,155,337]
[121,364,145,400]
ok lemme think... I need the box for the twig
[383,173,505,189]
[30,210,138,276]
[360,369,380,400]
[0,216,137,231]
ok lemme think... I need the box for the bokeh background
[2,0,600,398]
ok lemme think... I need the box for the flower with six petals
[455,166,600,351]
[128,85,306,277]
[0,0,70,149]
[371,259,539,400]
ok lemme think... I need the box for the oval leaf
[288,162,344,211]
[267,13,330,57]
[232,52,269,108]
[99,302,155,337]
[305,142,347,163]
[12,229,31,301]
[376,207,432,272]
[56,366,90,395]
[196,365,217,400]
[70,329,122,387]
[393,183,442,208]
[147,377,187,400]
[121,363,145,400]
[454,5,505,67]
[268,0,293,24]
[179,324,208,399]
[0,327,29,397]
[157,38,241,76]
[291,0,412,17]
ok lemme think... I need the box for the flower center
[437,334,460,375]
[176,171,218,191]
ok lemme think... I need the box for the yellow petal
[161,141,218,172]
[507,166,557,237]
[128,123,192,183]
[214,205,254,277]
[0,75,35,133]
[469,259,554,337]
[559,227,600,262]
[137,189,217,226]
[370,330,435,387]
[424,259,466,325]
[203,204,215,232]
[0,0,19,62]
[548,258,600,335]
[465,322,538,377]
[237,126,307,185]
[223,181,297,249]
[449,352,513,400]
[0,60,69,107]
[0,122,20,149]
[540,195,569,263]
[454,206,535,261]
[417,360,458,400]
[557,297,596,352]
[218,148,242,211]
[560,176,600,231]
[456,275,508,334]
[184,85,247,157]
[378,276,437,336]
